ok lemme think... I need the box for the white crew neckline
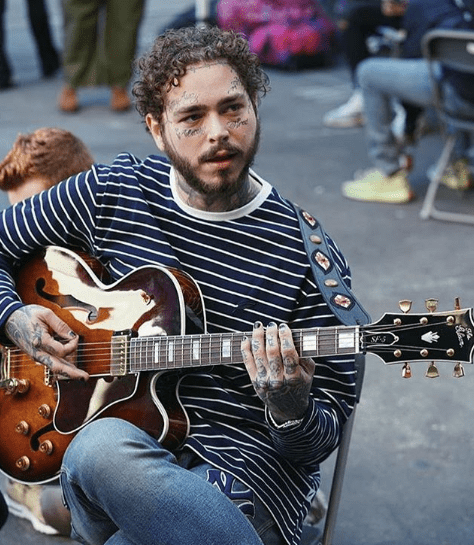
[170,168,272,221]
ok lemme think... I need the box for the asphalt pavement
[1,1,474,544]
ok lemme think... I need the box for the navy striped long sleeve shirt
[0,153,356,545]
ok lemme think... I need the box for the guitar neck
[109,325,360,375]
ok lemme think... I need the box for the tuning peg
[453,362,465,378]
[454,297,461,311]
[425,298,438,313]
[401,362,412,378]
[425,362,440,378]
[399,300,412,313]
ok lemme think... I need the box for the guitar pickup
[110,330,134,376]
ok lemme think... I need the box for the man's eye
[182,114,201,123]
[226,103,243,113]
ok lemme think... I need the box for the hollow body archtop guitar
[1,247,473,484]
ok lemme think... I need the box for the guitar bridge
[111,330,133,376]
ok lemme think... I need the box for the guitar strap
[293,204,371,327]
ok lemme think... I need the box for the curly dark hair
[133,26,270,124]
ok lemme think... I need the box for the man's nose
[207,113,230,142]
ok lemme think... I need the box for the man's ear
[145,114,165,151]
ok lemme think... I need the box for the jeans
[357,57,474,175]
[60,418,285,545]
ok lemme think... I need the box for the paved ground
[1,1,474,544]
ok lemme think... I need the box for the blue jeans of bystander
[357,57,474,175]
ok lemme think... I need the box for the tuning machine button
[401,362,412,378]
[398,300,412,313]
[425,298,438,313]
[453,363,465,378]
[425,362,440,378]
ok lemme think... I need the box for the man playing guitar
[0,26,358,545]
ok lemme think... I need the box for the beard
[161,122,261,198]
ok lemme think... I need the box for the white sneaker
[323,89,364,128]
[5,481,58,535]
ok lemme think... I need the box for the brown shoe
[58,85,79,112]
[111,86,131,112]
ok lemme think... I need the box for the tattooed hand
[5,305,88,381]
[241,322,315,425]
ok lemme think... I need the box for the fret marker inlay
[338,331,355,349]
[193,339,200,360]
[302,332,317,353]
[222,338,231,359]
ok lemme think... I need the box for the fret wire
[144,337,148,370]
[205,335,210,364]
[129,338,135,373]
[148,337,153,370]
[161,335,166,369]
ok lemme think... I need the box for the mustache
[198,143,242,163]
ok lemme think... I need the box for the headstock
[362,298,474,378]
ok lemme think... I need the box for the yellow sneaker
[342,168,415,203]
[441,158,472,190]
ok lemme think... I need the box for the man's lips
[205,151,238,163]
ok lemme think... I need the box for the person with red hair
[0,127,93,536]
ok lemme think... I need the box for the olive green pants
[61,0,144,88]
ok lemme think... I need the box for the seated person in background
[0,127,94,536]
[341,0,474,203]
[323,0,406,128]
[0,26,359,545]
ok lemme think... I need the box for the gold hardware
[453,363,465,378]
[16,456,30,471]
[425,298,438,313]
[39,440,54,455]
[401,363,412,378]
[454,297,461,310]
[425,362,440,378]
[394,318,402,326]
[420,317,428,325]
[447,316,455,325]
[394,349,402,358]
[399,300,412,313]
[15,421,29,435]
[420,349,429,357]
[38,404,52,418]
[5,378,30,395]
[446,349,455,357]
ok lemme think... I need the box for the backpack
[216,0,337,69]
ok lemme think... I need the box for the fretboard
[125,325,360,373]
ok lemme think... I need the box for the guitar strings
[0,319,456,376]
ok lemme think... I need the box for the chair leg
[419,135,456,220]
[318,408,357,545]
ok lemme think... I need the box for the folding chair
[419,29,474,225]
[316,353,365,545]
